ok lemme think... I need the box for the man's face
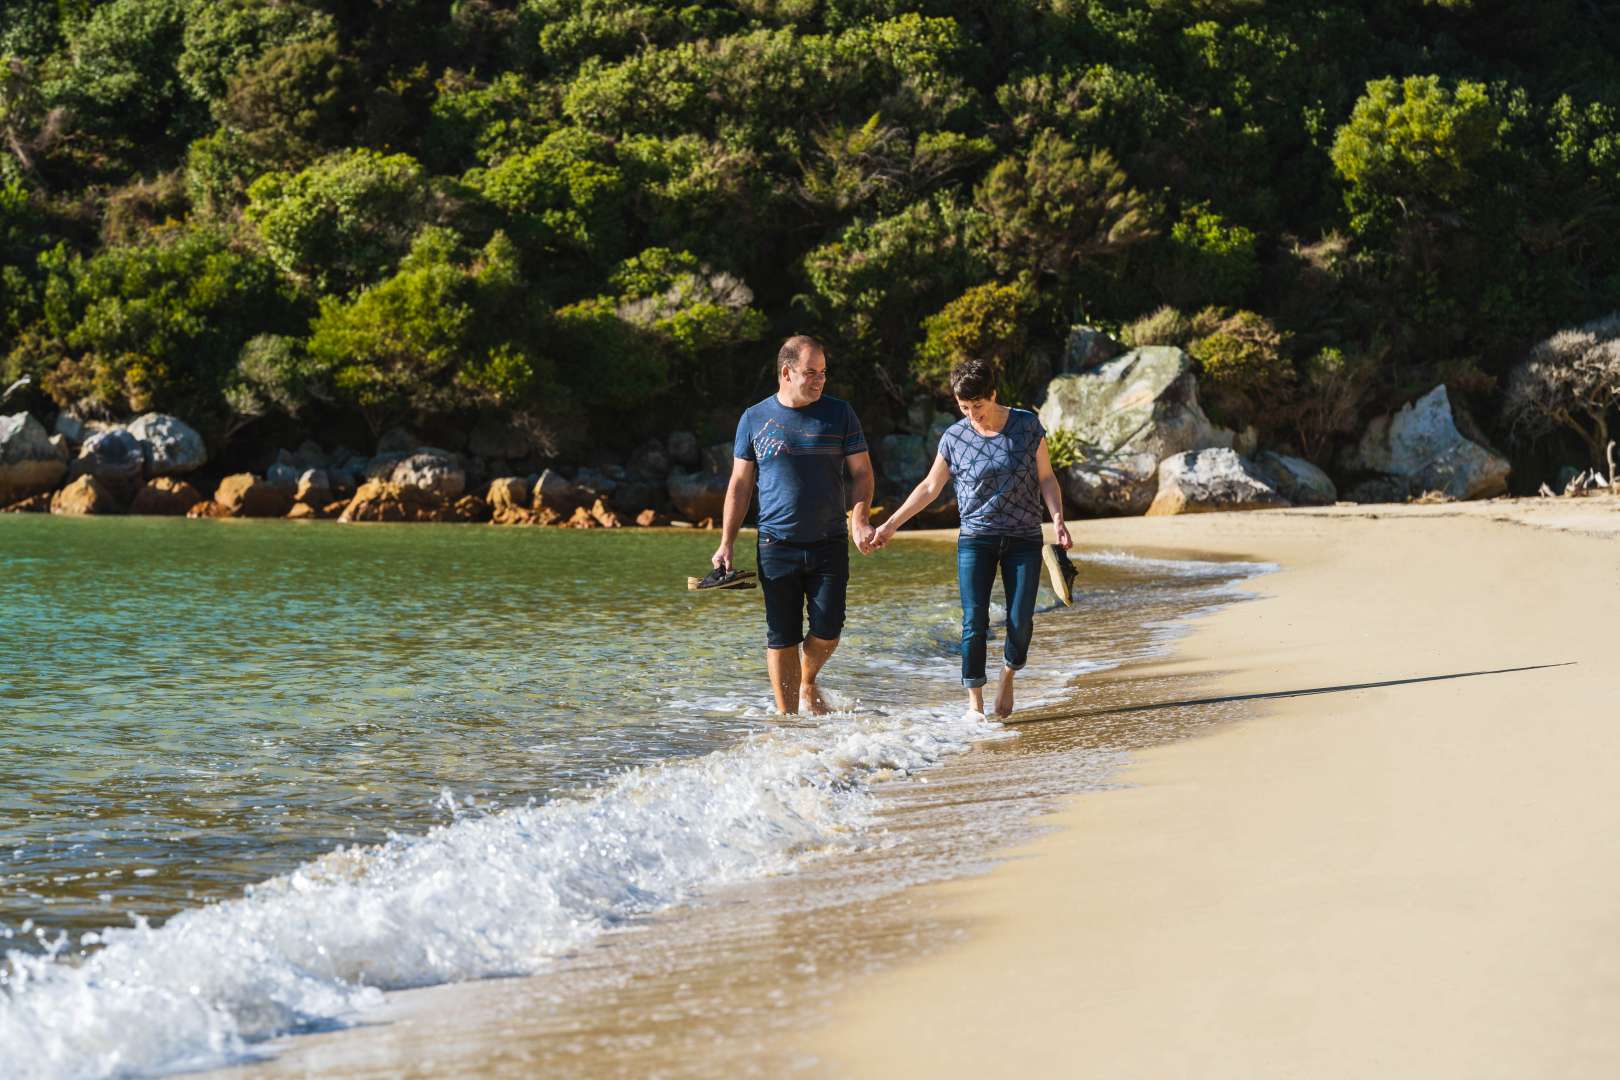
[783,349,828,402]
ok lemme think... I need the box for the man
[713,335,876,714]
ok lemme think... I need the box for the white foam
[0,708,1002,1080]
[1080,550,1277,578]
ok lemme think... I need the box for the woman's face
[956,393,998,428]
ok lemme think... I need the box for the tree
[1503,313,1620,469]
[913,281,1034,398]
[177,0,335,107]
[46,0,201,150]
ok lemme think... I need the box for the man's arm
[712,457,757,570]
[845,450,876,553]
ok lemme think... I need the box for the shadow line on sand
[1077,663,1577,717]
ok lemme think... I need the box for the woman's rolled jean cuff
[962,676,987,688]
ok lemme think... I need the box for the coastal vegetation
[1,0,1618,489]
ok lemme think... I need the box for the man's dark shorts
[756,534,848,649]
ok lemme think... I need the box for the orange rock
[589,496,623,528]
[51,475,119,515]
[635,508,670,527]
[1,491,52,513]
[338,480,448,523]
[451,494,491,523]
[491,505,538,526]
[130,477,202,516]
[535,506,565,526]
[320,499,349,518]
[215,473,292,518]
[695,516,715,529]
[566,505,599,528]
[286,502,319,519]
[186,499,229,519]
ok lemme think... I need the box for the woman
[874,357,1072,719]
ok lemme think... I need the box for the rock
[1059,449,1161,517]
[320,499,349,518]
[1038,346,1230,463]
[1345,476,1412,504]
[390,449,465,499]
[609,479,661,515]
[878,433,929,492]
[53,413,85,445]
[130,477,203,516]
[626,438,671,480]
[589,497,623,527]
[468,415,532,459]
[636,508,670,527]
[667,431,700,468]
[286,502,319,520]
[533,468,576,510]
[535,505,565,526]
[3,491,52,513]
[449,494,491,523]
[572,465,619,499]
[1252,452,1337,507]
[71,428,144,502]
[486,476,530,511]
[1061,325,1122,373]
[566,505,599,528]
[375,428,417,455]
[126,413,207,475]
[491,505,538,526]
[265,462,301,490]
[1145,449,1290,516]
[338,480,446,523]
[1341,385,1511,501]
[51,475,119,515]
[701,442,733,476]
[48,434,69,460]
[1,412,69,504]
[294,469,332,505]
[186,499,230,519]
[215,473,292,518]
[667,469,728,522]
[294,440,328,469]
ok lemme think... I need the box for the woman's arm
[874,452,952,545]
[1035,439,1072,549]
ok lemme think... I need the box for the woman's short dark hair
[949,357,998,401]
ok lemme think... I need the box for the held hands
[851,519,878,555]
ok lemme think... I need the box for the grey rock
[486,476,530,510]
[1253,452,1337,507]
[126,413,206,475]
[533,468,576,509]
[1,412,68,504]
[1059,449,1161,517]
[52,413,85,445]
[294,440,328,470]
[265,462,301,490]
[363,452,406,481]
[1341,385,1510,501]
[627,438,671,480]
[1346,476,1412,504]
[1061,325,1122,373]
[878,433,929,492]
[667,470,728,521]
[1038,346,1230,463]
[1146,448,1290,516]
[391,449,466,499]
[71,428,144,501]
[666,431,700,468]
[611,479,663,515]
[573,466,619,498]
[375,428,418,456]
[701,442,733,476]
[294,469,332,504]
[48,433,69,460]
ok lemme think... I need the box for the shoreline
[798,501,1620,1077]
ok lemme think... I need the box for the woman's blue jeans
[956,533,1043,688]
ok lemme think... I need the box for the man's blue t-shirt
[734,394,867,542]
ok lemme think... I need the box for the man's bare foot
[800,682,831,715]
[993,668,1016,717]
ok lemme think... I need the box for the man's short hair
[778,334,824,372]
[949,357,999,400]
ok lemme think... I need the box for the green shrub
[912,280,1032,395]
[1188,309,1292,430]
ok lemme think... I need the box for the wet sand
[807,500,1620,1078]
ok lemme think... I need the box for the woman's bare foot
[800,682,831,715]
[965,686,986,719]
[993,667,1016,717]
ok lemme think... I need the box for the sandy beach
[805,500,1620,1078]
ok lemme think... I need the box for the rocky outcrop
[71,428,144,503]
[1145,449,1290,516]
[51,475,119,515]
[533,468,575,511]
[126,413,206,476]
[294,469,332,505]
[215,473,292,518]
[1341,385,1510,501]
[391,449,465,500]
[1039,347,1230,514]
[338,480,446,523]
[667,469,728,522]
[1058,449,1161,517]
[130,477,203,516]
[1252,452,1337,507]
[1,412,68,504]
[487,476,530,512]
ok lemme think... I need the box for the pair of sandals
[688,567,757,591]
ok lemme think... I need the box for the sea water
[0,515,1267,1078]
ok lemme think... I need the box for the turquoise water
[0,515,1266,1078]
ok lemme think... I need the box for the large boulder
[126,413,206,476]
[1,412,68,504]
[667,430,700,468]
[265,462,301,490]
[668,469,728,522]
[294,469,332,505]
[338,480,447,523]
[1252,452,1337,507]
[626,438,671,480]
[51,475,120,515]
[1341,385,1510,501]
[215,473,292,518]
[1060,325,1122,373]
[390,449,465,500]
[532,468,576,510]
[71,428,144,502]
[1146,448,1291,516]
[1058,449,1161,517]
[487,476,530,511]
[130,477,203,516]
[701,442,734,475]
